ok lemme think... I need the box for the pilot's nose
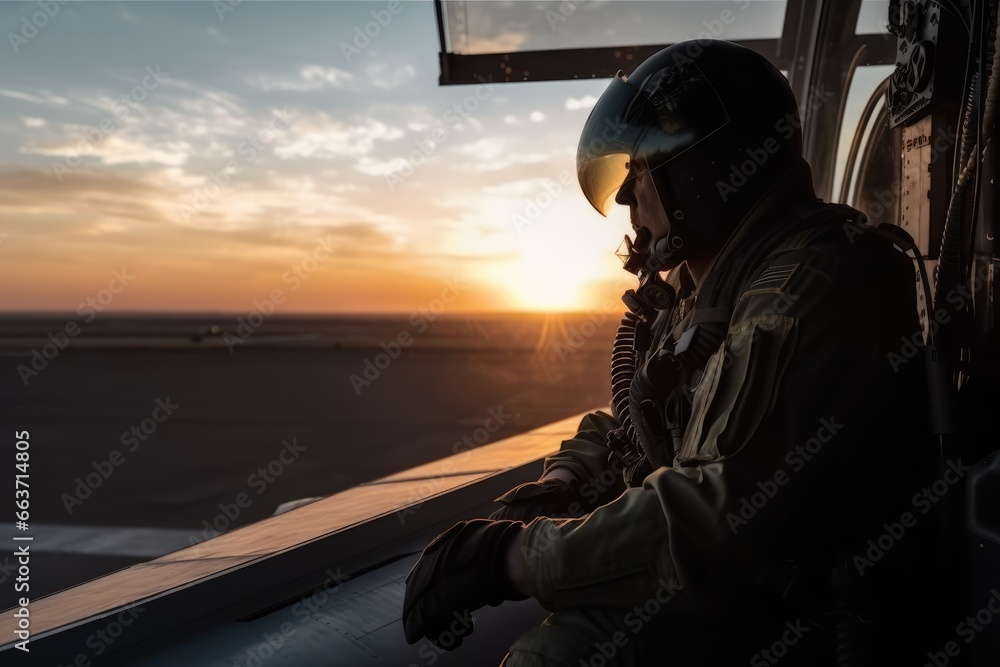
[615,174,636,208]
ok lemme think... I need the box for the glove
[488,476,579,521]
[402,519,526,648]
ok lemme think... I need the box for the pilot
[402,39,937,665]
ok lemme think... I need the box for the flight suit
[501,179,936,665]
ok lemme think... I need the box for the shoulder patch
[740,263,800,298]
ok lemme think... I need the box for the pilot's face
[614,163,672,244]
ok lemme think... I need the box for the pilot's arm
[402,233,920,644]
[490,268,690,523]
[508,239,919,610]
[488,411,622,521]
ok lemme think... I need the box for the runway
[0,313,618,607]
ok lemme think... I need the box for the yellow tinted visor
[575,56,730,217]
[578,152,631,216]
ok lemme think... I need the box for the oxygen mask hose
[611,310,639,425]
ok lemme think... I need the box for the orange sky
[0,2,638,314]
[0,1,886,314]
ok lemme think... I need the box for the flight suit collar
[696,159,819,303]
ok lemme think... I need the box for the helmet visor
[576,57,731,216]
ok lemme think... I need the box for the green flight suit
[501,173,936,665]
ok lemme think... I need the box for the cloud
[353,156,411,176]
[455,137,504,161]
[482,178,557,197]
[247,65,354,92]
[565,95,598,111]
[91,135,191,166]
[502,112,547,125]
[274,115,403,160]
[265,173,317,193]
[364,61,417,91]
[81,220,129,236]
[0,168,166,222]
[0,167,397,255]
[300,65,354,86]
[452,149,553,173]
[330,182,365,194]
[0,89,69,106]
[22,130,191,167]
[22,117,47,128]
[146,166,205,190]
[247,61,411,94]
[73,83,251,150]
[173,90,247,123]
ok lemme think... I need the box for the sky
[0,0,889,314]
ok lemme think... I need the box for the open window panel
[434,0,898,203]
[434,0,792,82]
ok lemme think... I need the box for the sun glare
[506,251,587,311]
[494,213,625,312]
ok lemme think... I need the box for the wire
[839,75,890,205]
[966,1,999,277]
[931,0,972,35]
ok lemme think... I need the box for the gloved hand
[402,519,526,648]
[488,476,580,521]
